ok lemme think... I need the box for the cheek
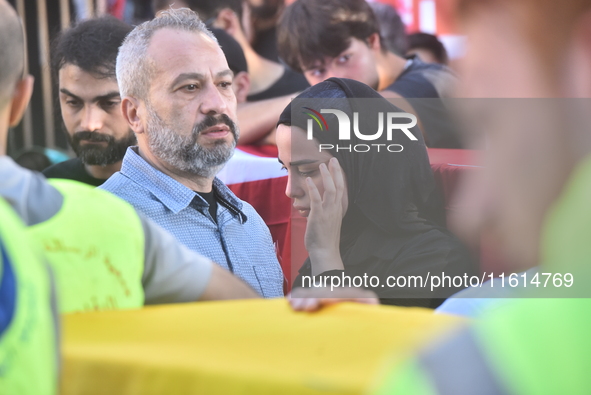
[60,108,77,131]
[105,111,129,134]
[342,60,369,82]
[359,59,377,84]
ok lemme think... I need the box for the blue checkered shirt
[100,147,284,297]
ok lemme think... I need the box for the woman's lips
[294,206,310,217]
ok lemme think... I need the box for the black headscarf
[278,78,444,255]
[279,79,474,307]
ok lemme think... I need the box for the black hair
[369,2,407,56]
[210,27,247,74]
[170,0,244,24]
[407,32,448,65]
[51,16,132,80]
[15,148,52,172]
[277,0,383,73]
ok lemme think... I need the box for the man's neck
[242,43,284,95]
[85,162,122,180]
[137,147,214,192]
[376,51,408,92]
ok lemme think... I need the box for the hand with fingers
[304,157,347,275]
[288,287,380,312]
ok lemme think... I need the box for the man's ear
[366,32,382,52]
[9,75,34,127]
[121,97,144,134]
[232,71,251,103]
[215,8,241,37]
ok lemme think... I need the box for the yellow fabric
[28,179,144,313]
[0,199,56,395]
[62,299,462,395]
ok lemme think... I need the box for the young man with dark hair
[43,17,136,186]
[277,0,461,148]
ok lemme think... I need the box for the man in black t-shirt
[277,0,462,148]
[43,18,136,186]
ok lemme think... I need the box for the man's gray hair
[116,8,217,102]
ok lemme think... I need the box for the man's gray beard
[145,106,238,178]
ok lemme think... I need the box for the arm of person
[199,263,260,301]
[237,94,294,145]
[140,214,259,303]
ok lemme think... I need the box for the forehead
[58,64,119,96]
[147,28,228,80]
[304,37,370,66]
[277,125,333,162]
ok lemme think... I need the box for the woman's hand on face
[305,157,346,274]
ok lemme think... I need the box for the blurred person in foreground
[0,1,258,315]
[100,8,284,297]
[0,3,58,392]
[43,17,136,186]
[371,0,591,392]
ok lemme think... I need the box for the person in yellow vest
[0,199,58,395]
[0,0,259,315]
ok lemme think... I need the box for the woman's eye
[297,169,317,177]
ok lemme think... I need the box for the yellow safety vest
[0,198,56,395]
[28,179,145,313]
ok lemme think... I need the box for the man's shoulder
[386,57,456,99]
[100,170,143,197]
[100,149,147,194]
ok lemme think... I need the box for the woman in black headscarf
[277,78,475,307]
